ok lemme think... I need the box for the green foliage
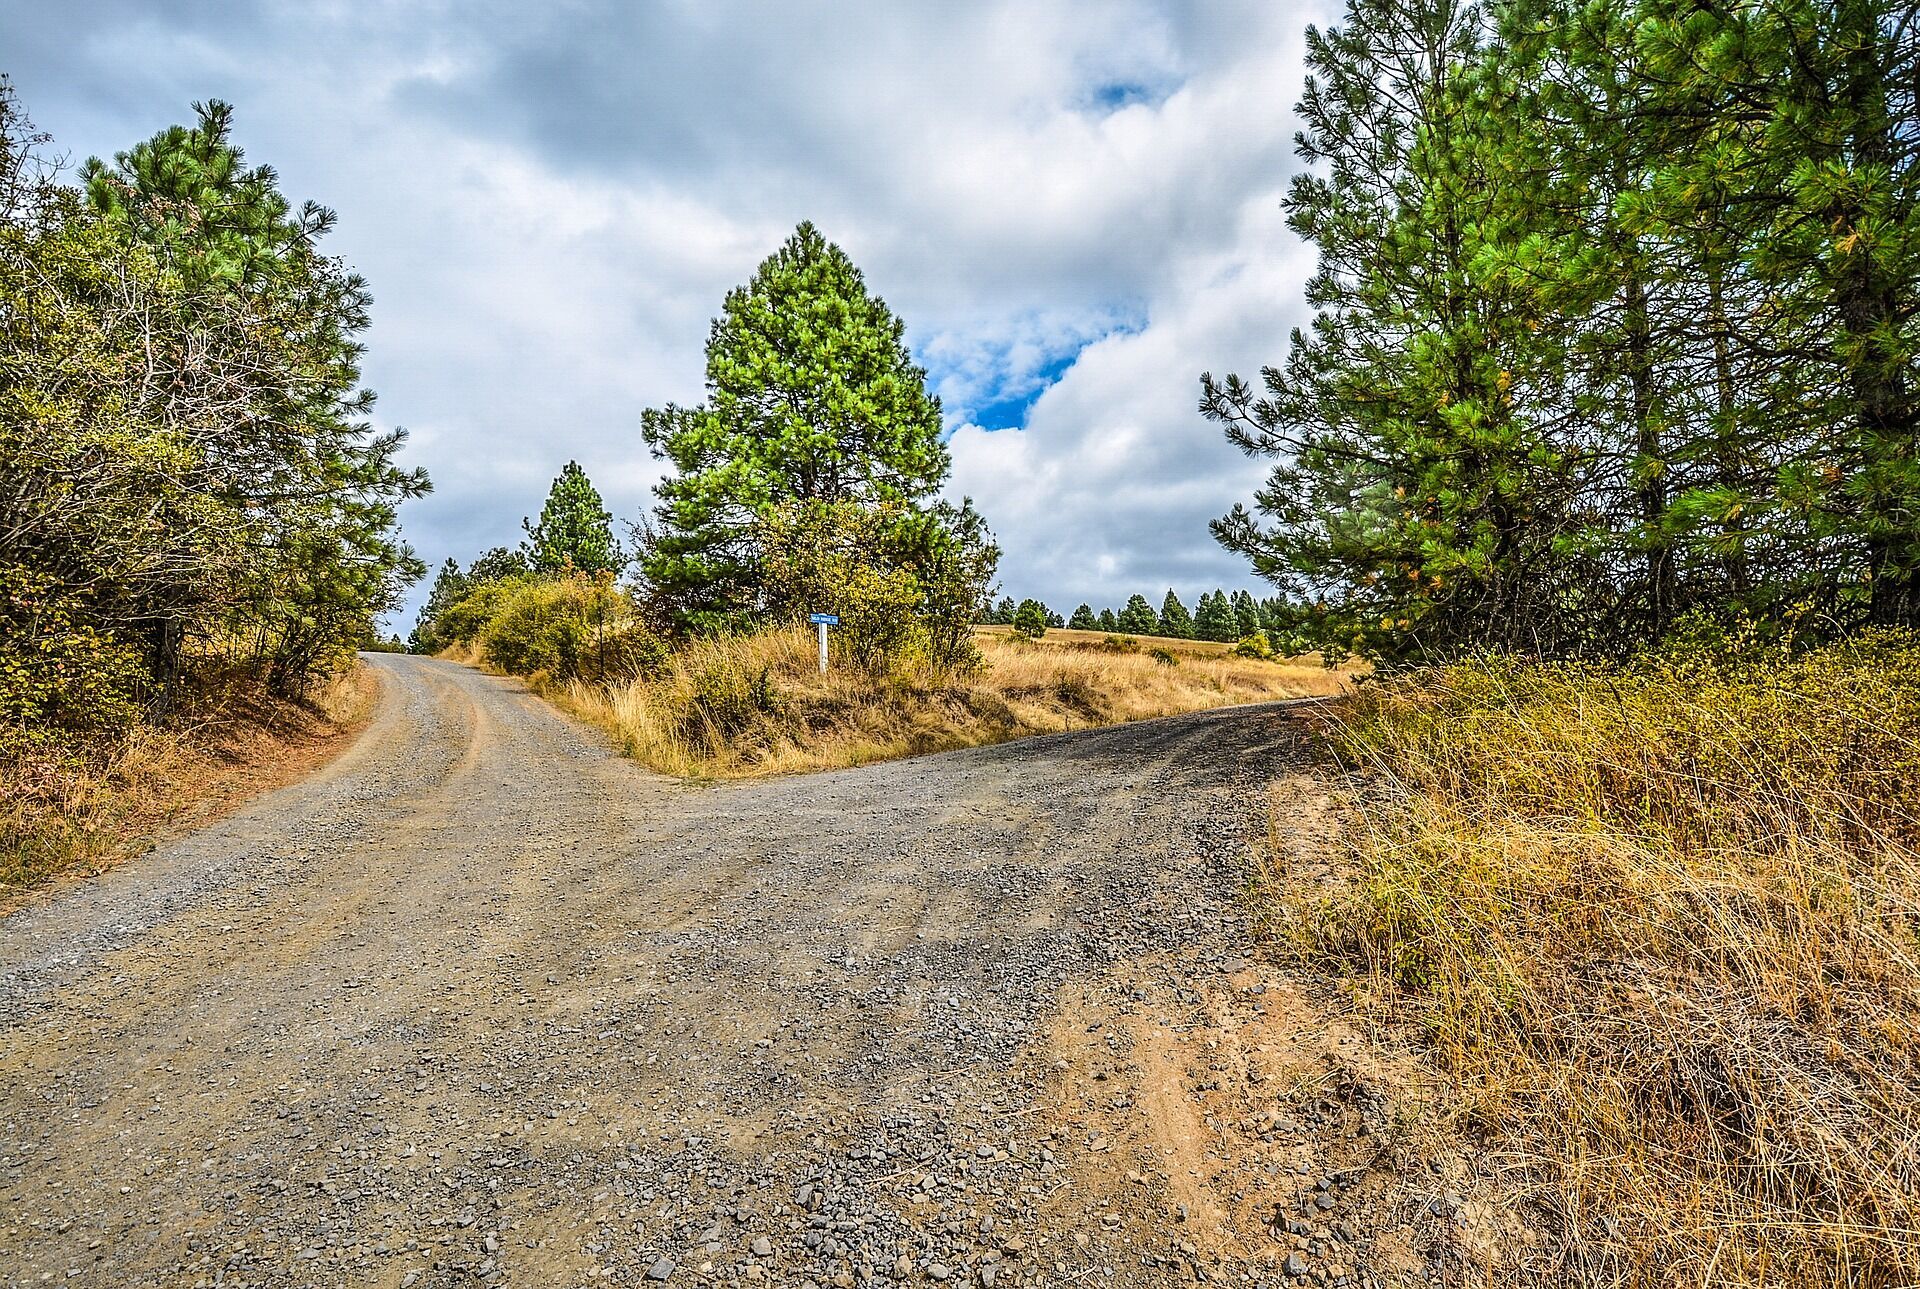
[1195,589,1240,642]
[642,222,950,630]
[1232,631,1276,661]
[1231,590,1261,638]
[757,498,998,673]
[523,461,621,574]
[1149,647,1179,667]
[1157,590,1194,638]
[1068,604,1098,630]
[409,560,468,653]
[1097,607,1119,632]
[1011,599,1049,640]
[467,547,531,584]
[1206,0,1920,660]
[1116,594,1159,636]
[453,573,666,683]
[984,595,1017,626]
[0,83,425,737]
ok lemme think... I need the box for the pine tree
[409,559,468,653]
[1098,607,1119,632]
[1116,594,1159,636]
[1158,590,1194,638]
[1202,0,1590,657]
[989,595,1017,625]
[1069,604,1097,630]
[524,462,621,574]
[1012,598,1049,639]
[641,222,949,628]
[468,547,530,584]
[1227,590,1257,637]
[1196,589,1240,641]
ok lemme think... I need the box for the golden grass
[1,665,375,895]
[550,623,1353,778]
[1276,635,1920,1286]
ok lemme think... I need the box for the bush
[758,499,997,675]
[1149,647,1178,666]
[1232,631,1276,660]
[467,574,664,683]
[1099,634,1140,653]
[680,657,780,746]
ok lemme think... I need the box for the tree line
[980,589,1292,642]
[2,85,425,745]
[1204,0,1918,660]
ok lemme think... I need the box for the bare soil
[0,654,1468,1289]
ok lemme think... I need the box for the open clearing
[0,653,1412,1288]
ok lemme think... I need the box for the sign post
[808,613,839,673]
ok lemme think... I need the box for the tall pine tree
[524,462,620,574]
[642,223,949,629]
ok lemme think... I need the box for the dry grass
[1275,635,1920,1285]
[550,623,1353,778]
[1,665,376,896]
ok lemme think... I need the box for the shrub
[680,657,780,746]
[1232,631,1276,660]
[1149,647,1178,666]
[758,499,997,675]
[437,578,529,648]
[1099,634,1140,653]
[471,574,662,683]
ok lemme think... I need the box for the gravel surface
[0,654,1317,1289]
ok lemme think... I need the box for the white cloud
[7,0,1340,621]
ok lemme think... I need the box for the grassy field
[550,623,1353,778]
[1270,637,1920,1285]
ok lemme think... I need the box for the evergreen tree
[524,461,620,574]
[68,94,426,694]
[1202,0,1589,658]
[989,595,1017,625]
[1012,598,1049,639]
[642,222,949,628]
[1196,589,1240,641]
[1231,590,1261,637]
[1098,607,1118,631]
[1116,594,1159,636]
[1068,603,1098,630]
[468,547,531,584]
[1158,589,1195,638]
[409,559,468,653]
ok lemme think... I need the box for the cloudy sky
[7,0,1333,627]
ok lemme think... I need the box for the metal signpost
[808,613,839,673]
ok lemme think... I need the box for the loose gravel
[1,654,1317,1289]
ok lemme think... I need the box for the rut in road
[0,654,1310,1289]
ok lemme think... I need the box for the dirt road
[1,654,1323,1289]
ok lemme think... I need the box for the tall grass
[1284,634,1920,1285]
[555,624,1349,777]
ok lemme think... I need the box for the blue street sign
[809,613,840,625]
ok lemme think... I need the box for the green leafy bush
[1232,631,1276,660]
[475,574,661,683]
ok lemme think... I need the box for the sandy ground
[0,654,1460,1289]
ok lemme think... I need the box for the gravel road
[1,654,1317,1289]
